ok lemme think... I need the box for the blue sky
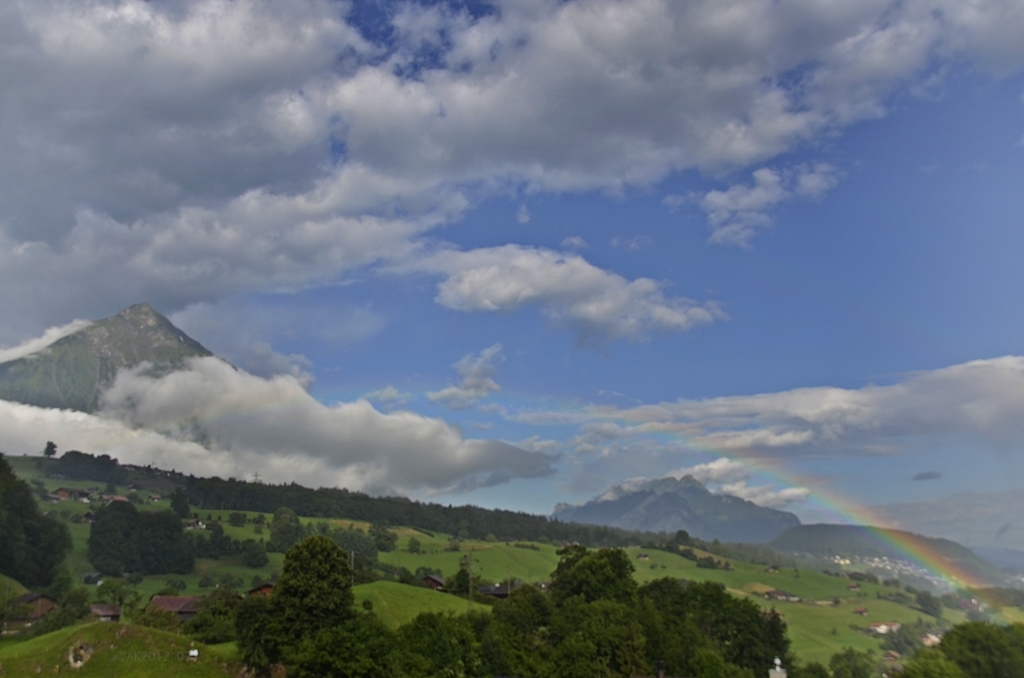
[1,0,1024,547]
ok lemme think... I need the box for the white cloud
[666,457,752,485]
[561,236,588,249]
[59,356,552,494]
[419,245,722,343]
[1,0,1023,336]
[428,344,504,409]
[0,319,90,363]
[698,164,841,247]
[610,235,653,251]
[516,205,532,224]
[582,356,1024,456]
[718,481,810,509]
[363,386,412,409]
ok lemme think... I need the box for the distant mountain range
[0,303,212,412]
[552,475,801,543]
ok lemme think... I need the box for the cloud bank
[0,357,553,495]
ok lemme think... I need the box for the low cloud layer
[0,319,91,363]
[0,357,553,494]
[578,356,1024,456]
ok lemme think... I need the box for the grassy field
[5,454,966,668]
[0,622,241,677]
[354,581,492,628]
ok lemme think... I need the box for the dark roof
[247,583,274,595]
[424,574,445,585]
[15,592,57,605]
[91,603,122,617]
[148,596,202,613]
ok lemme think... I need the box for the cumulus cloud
[419,245,722,343]
[666,457,752,485]
[697,164,841,247]
[718,481,810,509]
[561,236,588,249]
[0,319,91,363]
[54,356,552,494]
[428,344,504,409]
[0,0,1022,335]
[516,205,532,224]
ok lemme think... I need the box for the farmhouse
[247,582,275,597]
[148,596,202,623]
[90,604,122,622]
[423,574,446,590]
[5,593,59,631]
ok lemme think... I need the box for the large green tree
[549,545,638,605]
[901,648,965,678]
[88,502,192,576]
[0,454,71,586]
[940,621,1024,678]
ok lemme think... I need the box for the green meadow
[5,453,966,669]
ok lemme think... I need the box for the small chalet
[637,553,650,561]
[853,607,869,616]
[7,593,59,630]
[869,621,901,635]
[148,596,202,623]
[149,495,162,503]
[90,603,122,622]
[423,574,445,590]
[55,488,90,501]
[764,565,780,573]
[185,518,206,530]
[100,494,130,504]
[477,584,514,599]
[764,590,801,602]
[847,582,861,591]
[247,582,275,597]
[921,633,942,647]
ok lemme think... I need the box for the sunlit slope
[354,581,492,628]
[0,303,212,412]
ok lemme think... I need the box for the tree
[408,536,422,554]
[228,511,247,527]
[96,578,141,615]
[940,621,1024,678]
[901,648,965,678]
[269,507,305,551]
[185,586,243,643]
[550,546,638,605]
[916,590,943,618]
[43,441,57,458]
[170,487,190,518]
[369,522,398,552]
[828,648,874,678]
[291,614,397,678]
[0,454,72,587]
[243,540,269,568]
[797,662,830,678]
[87,500,139,576]
[272,535,356,649]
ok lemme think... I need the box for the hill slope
[553,475,800,543]
[770,523,1005,585]
[0,303,212,412]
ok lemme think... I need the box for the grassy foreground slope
[354,581,492,628]
[0,622,240,677]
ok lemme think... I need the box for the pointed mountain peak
[0,303,213,412]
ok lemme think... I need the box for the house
[765,565,780,573]
[854,607,869,616]
[869,622,901,635]
[6,593,59,630]
[423,574,446,590]
[764,590,801,602]
[847,582,861,591]
[149,495,162,503]
[247,583,275,597]
[100,494,129,504]
[477,584,514,599]
[185,518,206,530]
[147,596,202,623]
[55,488,90,501]
[90,604,122,622]
[921,633,942,647]
[637,553,650,561]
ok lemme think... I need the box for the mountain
[0,303,212,412]
[552,475,801,543]
[769,524,1005,585]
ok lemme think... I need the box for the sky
[1,0,1024,548]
